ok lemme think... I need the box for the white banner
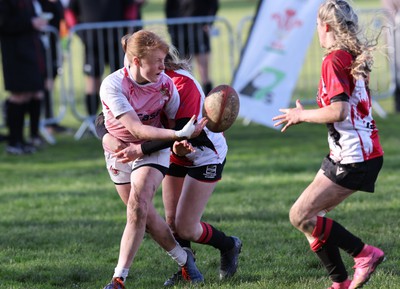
[232,0,323,128]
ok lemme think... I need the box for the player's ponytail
[318,0,379,80]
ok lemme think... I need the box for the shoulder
[103,69,125,84]
[100,69,126,92]
[322,50,353,73]
[167,69,203,98]
[324,50,353,65]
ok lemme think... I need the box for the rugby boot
[328,279,351,289]
[103,277,125,289]
[219,236,242,280]
[349,244,385,289]
[181,248,204,284]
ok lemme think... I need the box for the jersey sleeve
[321,51,352,103]
[175,79,201,120]
[99,73,133,118]
[166,70,202,120]
[162,81,180,120]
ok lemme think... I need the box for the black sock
[85,93,100,116]
[328,221,364,257]
[6,100,25,145]
[196,222,234,252]
[175,235,191,249]
[27,98,41,138]
[43,89,53,119]
[315,244,348,282]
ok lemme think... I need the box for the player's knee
[165,215,176,233]
[289,205,306,230]
[175,221,196,241]
[127,196,148,226]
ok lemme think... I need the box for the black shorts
[166,159,225,182]
[321,155,383,192]
[168,23,211,56]
[79,28,125,77]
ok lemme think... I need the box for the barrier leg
[74,116,99,140]
[372,99,387,118]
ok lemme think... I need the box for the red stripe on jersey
[170,153,194,166]
[165,70,201,119]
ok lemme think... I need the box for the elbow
[335,103,350,122]
[129,130,141,140]
[337,110,347,122]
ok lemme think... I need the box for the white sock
[167,244,187,267]
[113,267,129,281]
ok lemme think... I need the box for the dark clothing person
[0,0,46,92]
[165,0,219,94]
[64,0,144,116]
[0,0,49,154]
[41,0,69,132]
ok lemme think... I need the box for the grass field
[1,0,399,289]
[0,113,399,289]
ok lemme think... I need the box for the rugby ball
[202,84,240,132]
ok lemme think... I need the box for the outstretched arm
[118,110,207,140]
[272,99,349,132]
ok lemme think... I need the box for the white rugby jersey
[317,50,383,164]
[100,67,180,152]
[166,69,227,167]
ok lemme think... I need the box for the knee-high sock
[27,98,41,138]
[174,234,191,249]
[195,222,234,252]
[85,93,100,116]
[327,219,364,257]
[6,100,25,145]
[311,217,347,282]
[315,243,348,282]
[310,216,364,256]
[43,89,53,119]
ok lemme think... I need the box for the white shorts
[105,148,170,184]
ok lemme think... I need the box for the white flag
[232,0,323,128]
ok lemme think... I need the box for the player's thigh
[130,165,164,202]
[162,175,184,220]
[176,175,217,226]
[129,148,170,202]
[292,169,354,219]
[115,183,131,205]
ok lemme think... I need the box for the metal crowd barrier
[236,8,395,118]
[1,10,394,140]
[64,16,235,140]
[392,11,400,111]
[40,25,68,144]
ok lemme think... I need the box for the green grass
[0,112,399,289]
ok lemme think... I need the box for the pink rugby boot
[349,244,385,289]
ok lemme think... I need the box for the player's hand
[174,115,207,139]
[113,143,143,163]
[272,99,304,132]
[190,116,207,139]
[172,140,195,156]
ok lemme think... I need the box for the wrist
[171,150,185,157]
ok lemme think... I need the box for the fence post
[394,12,400,112]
